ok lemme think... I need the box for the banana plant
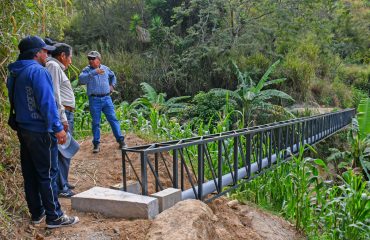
[233,60,295,125]
[211,60,295,126]
[328,118,370,179]
[350,119,370,180]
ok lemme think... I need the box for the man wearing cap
[78,51,126,153]
[6,35,79,228]
[46,43,76,198]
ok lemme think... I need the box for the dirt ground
[14,133,303,240]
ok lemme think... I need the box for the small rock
[227,200,239,209]
[214,198,223,205]
[113,227,120,234]
[239,216,251,227]
[35,233,45,240]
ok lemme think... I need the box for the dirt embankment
[14,133,303,240]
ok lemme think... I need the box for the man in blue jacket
[7,36,79,228]
[78,51,126,153]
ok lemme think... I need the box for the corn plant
[321,171,370,239]
[231,144,370,239]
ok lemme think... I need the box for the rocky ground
[14,133,304,240]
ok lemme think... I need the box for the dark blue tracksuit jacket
[7,60,63,133]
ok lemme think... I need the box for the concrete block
[150,188,181,212]
[110,180,141,194]
[71,187,158,219]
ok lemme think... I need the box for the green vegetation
[232,146,370,239]
[231,102,370,239]
[63,0,369,105]
[358,98,370,139]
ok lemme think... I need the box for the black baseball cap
[18,35,56,53]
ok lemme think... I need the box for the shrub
[235,53,271,82]
[310,80,363,108]
[336,65,370,93]
[281,37,320,101]
[182,91,238,127]
[332,81,354,108]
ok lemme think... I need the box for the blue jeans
[17,128,64,222]
[57,110,74,191]
[89,95,124,145]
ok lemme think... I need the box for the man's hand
[62,121,69,132]
[56,130,67,144]
[110,85,114,93]
[96,68,105,75]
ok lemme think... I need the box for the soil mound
[147,200,219,240]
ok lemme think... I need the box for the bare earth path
[14,133,303,240]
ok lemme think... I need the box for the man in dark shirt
[7,36,79,228]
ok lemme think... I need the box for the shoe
[67,183,75,190]
[119,140,128,149]
[58,189,75,198]
[46,214,79,229]
[31,211,46,224]
[93,144,100,153]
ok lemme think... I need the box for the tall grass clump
[232,145,370,239]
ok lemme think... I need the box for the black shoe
[58,189,75,198]
[67,183,75,190]
[46,214,79,229]
[93,144,100,153]
[119,140,128,149]
[31,211,46,224]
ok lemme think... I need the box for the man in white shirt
[46,43,76,198]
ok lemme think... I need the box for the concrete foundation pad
[110,180,141,194]
[150,188,181,212]
[71,187,158,219]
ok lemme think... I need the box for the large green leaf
[166,95,191,104]
[257,89,294,102]
[357,98,370,139]
[264,78,287,87]
[140,82,159,102]
[231,61,249,86]
[255,60,280,92]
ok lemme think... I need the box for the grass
[231,145,370,239]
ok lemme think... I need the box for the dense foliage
[65,0,369,105]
